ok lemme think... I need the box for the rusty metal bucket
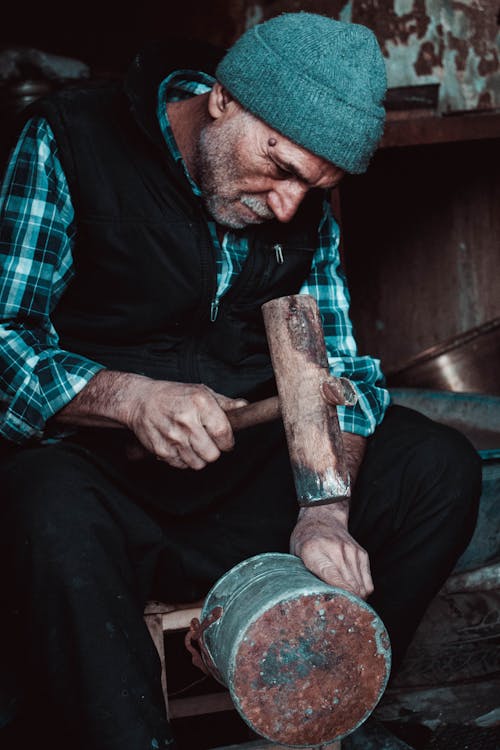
[188,553,391,747]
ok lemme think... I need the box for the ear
[208,82,234,119]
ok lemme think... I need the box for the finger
[316,559,360,596]
[154,437,198,470]
[156,453,189,469]
[200,410,235,453]
[140,416,221,469]
[359,553,374,598]
[212,393,248,411]
[159,436,210,470]
[141,425,199,469]
[323,548,367,599]
[186,423,223,464]
[341,545,370,598]
[171,389,235,453]
[344,544,373,599]
[177,436,216,471]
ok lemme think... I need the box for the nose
[267,182,308,223]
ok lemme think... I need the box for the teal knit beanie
[216,12,387,174]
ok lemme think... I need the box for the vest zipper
[274,243,284,264]
[210,298,219,322]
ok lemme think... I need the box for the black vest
[28,40,325,401]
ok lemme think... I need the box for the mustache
[240,195,275,221]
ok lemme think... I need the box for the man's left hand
[290,501,373,600]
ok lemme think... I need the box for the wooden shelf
[381,109,500,149]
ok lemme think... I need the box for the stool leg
[144,612,169,719]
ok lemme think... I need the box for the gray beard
[239,194,275,221]
[202,186,275,231]
[194,120,275,229]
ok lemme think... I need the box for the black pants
[0,405,481,749]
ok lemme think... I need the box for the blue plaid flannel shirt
[0,71,390,444]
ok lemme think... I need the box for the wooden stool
[143,600,232,720]
[143,600,341,750]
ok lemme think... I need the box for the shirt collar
[157,69,215,197]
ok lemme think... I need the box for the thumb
[212,393,249,412]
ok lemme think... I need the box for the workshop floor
[172,711,500,750]
[167,632,500,750]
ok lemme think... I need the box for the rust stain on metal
[415,38,445,75]
[448,34,469,72]
[442,0,499,110]
[232,593,390,746]
[450,1,499,73]
[478,90,493,107]
[352,0,431,53]
[350,0,499,112]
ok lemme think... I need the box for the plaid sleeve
[299,198,390,436]
[0,117,104,444]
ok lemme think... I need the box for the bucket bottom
[230,591,391,747]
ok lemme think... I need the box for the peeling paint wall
[236,0,500,112]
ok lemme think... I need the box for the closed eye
[270,157,313,186]
[273,164,294,180]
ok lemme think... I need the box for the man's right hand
[126,379,247,469]
[56,371,247,470]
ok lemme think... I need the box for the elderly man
[0,13,480,750]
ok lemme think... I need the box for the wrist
[106,371,153,428]
[56,370,153,429]
[298,499,349,523]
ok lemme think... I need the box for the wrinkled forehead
[229,98,344,188]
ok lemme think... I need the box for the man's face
[194,87,344,229]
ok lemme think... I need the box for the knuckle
[210,424,227,439]
[193,384,213,405]
[212,425,232,447]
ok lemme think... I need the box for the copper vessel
[387,317,500,395]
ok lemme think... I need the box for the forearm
[291,432,371,597]
[341,431,366,488]
[55,369,150,429]
[57,371,247,470]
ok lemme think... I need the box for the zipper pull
[274,243,284,264]
[210,299,219,322]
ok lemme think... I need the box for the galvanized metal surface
[199,553,391,747]
[351,0,500,113]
